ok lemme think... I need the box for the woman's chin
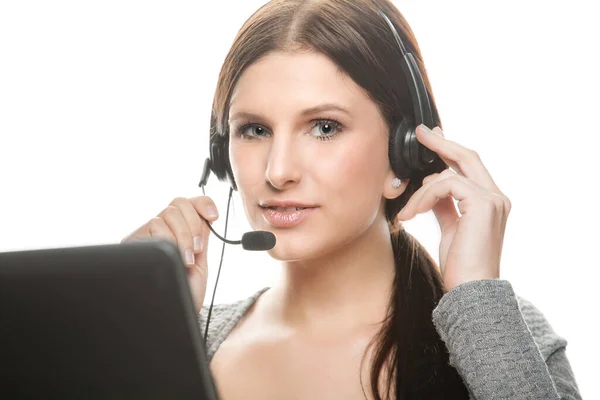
[264,237,336,263]
[262,235,311,261]
[266,246,309,262]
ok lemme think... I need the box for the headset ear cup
[389,118,414,179]
[209,140,224,179]
[225,147,238,191]
[391,118,444,178]
[210,135,238,191]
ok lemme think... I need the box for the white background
[0,1,596,397]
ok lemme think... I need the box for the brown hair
[210,0,469,398]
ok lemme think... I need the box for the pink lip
[260,206,318,228]
[260,200,317,208]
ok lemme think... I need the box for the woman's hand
[397,125,511,292]
[121,196,219,312]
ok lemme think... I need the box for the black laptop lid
[0,240,219,399]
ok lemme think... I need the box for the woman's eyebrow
[229,103,351,123]
[299,103,351,116]
[228,111,264,123]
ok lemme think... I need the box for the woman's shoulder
[199,287,269,360]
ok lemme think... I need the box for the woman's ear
[383,169,410,200]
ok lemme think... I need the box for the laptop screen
[0,240,220,399]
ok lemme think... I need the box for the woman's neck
[266,216,396,333]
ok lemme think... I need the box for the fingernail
[433,127,444,137]
[418,124,433,135]
[206,206,218,219]
[193,236,203,252]
[184,249,195,265]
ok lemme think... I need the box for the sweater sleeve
[431,279,581,399]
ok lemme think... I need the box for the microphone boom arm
[201,217,241,245]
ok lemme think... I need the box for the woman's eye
[249,125,266,136]
[236,124,269,138]
[310,119,343,140]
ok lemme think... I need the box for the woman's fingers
[171,196,219,272]
[168,198,208,253]
[399,169,474,219]
[158,205,197,266]
[416,125,500,193]
[122,196,219,269]
[147,217,177,243]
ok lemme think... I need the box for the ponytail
[366,182,470,399]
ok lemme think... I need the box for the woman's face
[228,50,404,261]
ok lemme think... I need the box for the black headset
[198,8,444,341]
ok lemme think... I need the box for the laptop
[0,239,220,399]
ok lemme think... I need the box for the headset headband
[378,11,435,129]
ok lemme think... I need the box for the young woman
[123,0,581,398]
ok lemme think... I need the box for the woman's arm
[432,279,581,399]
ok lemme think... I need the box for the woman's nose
[265,134,301,190]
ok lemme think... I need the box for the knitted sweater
[199,279,581,399]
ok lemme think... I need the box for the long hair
[210,0,469,398]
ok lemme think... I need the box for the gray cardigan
[199,279,581,399]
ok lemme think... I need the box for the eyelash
[234,118,344,141]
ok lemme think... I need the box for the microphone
[201,216,276,251]
[198,158,276,251]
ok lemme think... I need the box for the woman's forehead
[229,51,371,115]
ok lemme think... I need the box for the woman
[123,0,581,398]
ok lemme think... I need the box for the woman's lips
[260,206,318,228]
